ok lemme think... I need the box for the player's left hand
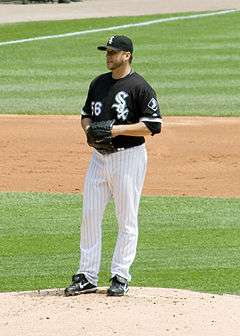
[86,119,115,149]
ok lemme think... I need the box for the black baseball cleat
[107,275,128,296]
[64,273,97,296]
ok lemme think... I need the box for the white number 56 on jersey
[91,101,102,116]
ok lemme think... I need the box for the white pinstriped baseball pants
[77,144,147,286]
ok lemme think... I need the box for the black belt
[96,144,142,155]
[96,147,125,155]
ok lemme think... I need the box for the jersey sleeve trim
[139,117,162,123]
[81,109,91,117]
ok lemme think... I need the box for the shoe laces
[111,275,127,286]
[72,273,86,283]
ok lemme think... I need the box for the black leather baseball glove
[86,119,115,154]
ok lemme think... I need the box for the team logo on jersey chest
[112,91,129,121]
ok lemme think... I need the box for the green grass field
[0,11,239,295]
[0,192,240,294]
[0,11,239,116]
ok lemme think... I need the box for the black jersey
[81,71,162,149]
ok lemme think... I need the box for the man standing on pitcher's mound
[65,35,162,297]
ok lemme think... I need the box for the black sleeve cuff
[81,115,92,120]
[142,121,161,136]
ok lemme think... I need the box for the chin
[106,63,113,70]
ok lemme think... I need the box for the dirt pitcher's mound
[0,287,239,336]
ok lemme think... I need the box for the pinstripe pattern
[77,144,147,285]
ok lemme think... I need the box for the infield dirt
[0,1,240,336]
[0,0,240,23]
[1,115,240,198]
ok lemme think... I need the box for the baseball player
[65,35,162,297]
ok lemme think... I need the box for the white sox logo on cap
[97,35,133,53]
[108,36,115,45]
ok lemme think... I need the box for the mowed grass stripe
[0,12,239,116]
[0,192,240,294]
[0,10,235,46]
[0,13,192,42]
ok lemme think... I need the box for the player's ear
[124,52,131,63]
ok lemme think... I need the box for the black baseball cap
[97,35,133,54]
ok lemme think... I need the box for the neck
[112,63,131,79]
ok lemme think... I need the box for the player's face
[106,49,131,70]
